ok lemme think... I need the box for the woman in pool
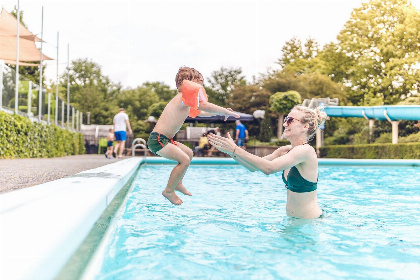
[208,105,329,219]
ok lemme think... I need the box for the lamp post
[253,110,265,120]
[146,116,157,130]
[253,110,266,142]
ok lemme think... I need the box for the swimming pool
[81,161,420,279]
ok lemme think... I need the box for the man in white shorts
[113,108,132,158]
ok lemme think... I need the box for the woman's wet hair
[293,105,329,140]
[175,67,203,89]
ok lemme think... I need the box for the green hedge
[0,111,85,159]
[319,143,420,159]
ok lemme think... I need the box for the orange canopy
[0,8,52,64]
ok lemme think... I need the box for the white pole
[47,91,51,124]
[72,106,75,130]
[0,60,3,108]
[80,112,83,127]
[55,32,59,125]
[14,0,20,114]
[392,121,399,144]
[67,44,70,128]
[27,81,32,115]
[76,110,79,131]
[61,100,65,127]
[38,6,44,121]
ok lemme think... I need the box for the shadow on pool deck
[0,154,127,194]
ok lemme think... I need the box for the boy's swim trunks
[147,132,177,154]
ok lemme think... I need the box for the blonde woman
[208,106,329,219]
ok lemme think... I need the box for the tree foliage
[335,0,420,105]
[205,67,247,107]
[269,91,301,114]
[62,58,120,125]
[142,81,177,102]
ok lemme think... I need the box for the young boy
[105,128,115,159]
[147,67,240,205]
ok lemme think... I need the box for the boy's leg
[157,143,191,205]
[173,141,193,196]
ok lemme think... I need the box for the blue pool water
[92,164,420,279]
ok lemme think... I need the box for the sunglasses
[284,116,304,125]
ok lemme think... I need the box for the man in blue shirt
[235,120,249,149]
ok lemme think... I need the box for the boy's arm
[197,111,216,117]
[198,101,240,120]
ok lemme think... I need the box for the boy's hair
[175,66,203,89]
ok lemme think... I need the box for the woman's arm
[231,154,259,172]
[208,133,311,175]
[262,145,292,161]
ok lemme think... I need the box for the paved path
[0,155,125,194]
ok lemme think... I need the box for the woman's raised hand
[207,132,238,155]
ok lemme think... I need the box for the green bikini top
[282,166,318,193]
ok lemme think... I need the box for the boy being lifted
[147,67,240,205]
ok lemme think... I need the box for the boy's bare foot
[175,184,192,196]
[162,190,183,205]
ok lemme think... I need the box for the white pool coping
[0,157,142,280]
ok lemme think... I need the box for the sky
[1,0,420,89]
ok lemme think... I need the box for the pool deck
[0,156,419,280]
[0,155,123,194]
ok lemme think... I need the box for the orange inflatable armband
[181,80,208,117]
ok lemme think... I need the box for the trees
[335,0,420,105]
[205,67,247,107]
[61,58,120,124]
[116,86,160,135]
[142,81,177,102]
[269,91,301,139]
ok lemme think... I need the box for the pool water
[91,164,420,279]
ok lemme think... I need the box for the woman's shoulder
[275,145,293,156]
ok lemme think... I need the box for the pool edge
[55,158,144,280]
[0,157,143,280]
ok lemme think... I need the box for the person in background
[105,127,115,159]
[208,105,329,219]
[235,120,249,149]
[113,108,132,159]
[194,133,210,157]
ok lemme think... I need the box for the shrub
[374,133,392,144]
[0,111,85,159]
[399,132,420,143]
[319,143,420,159]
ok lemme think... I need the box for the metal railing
[132,138,147,157]
[0,60,83,131]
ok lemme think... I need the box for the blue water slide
[324,105,420,121]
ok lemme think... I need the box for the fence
[0,60,83,130]
[81,125,134,155]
